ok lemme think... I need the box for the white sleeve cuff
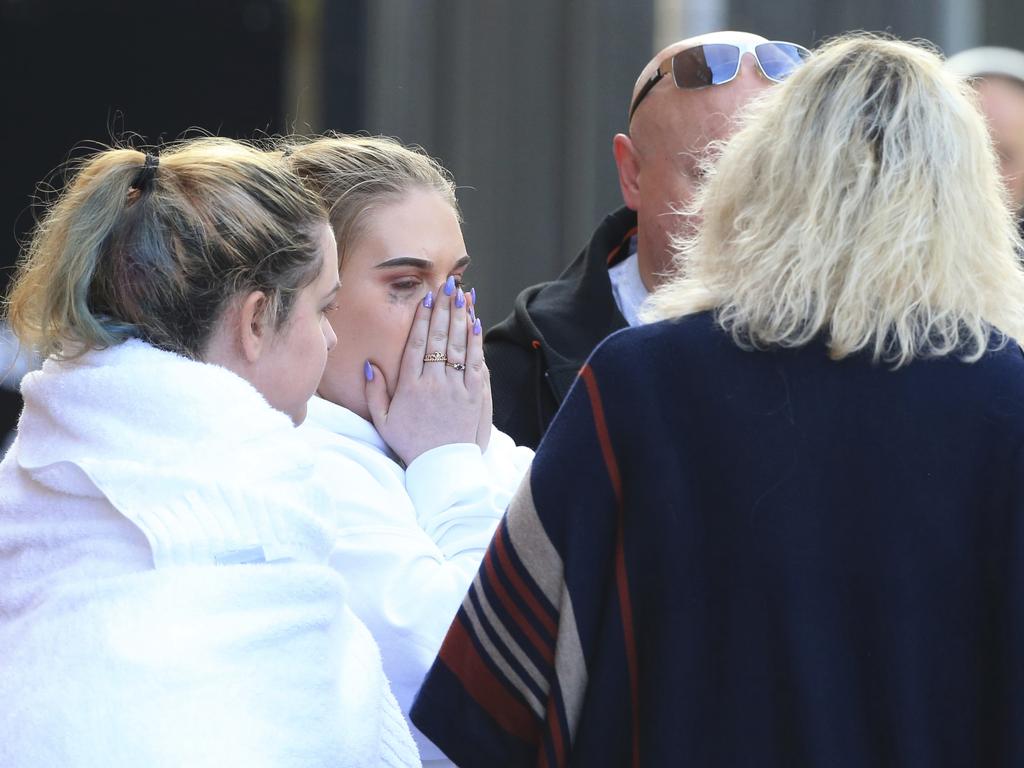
[404,442,487,522]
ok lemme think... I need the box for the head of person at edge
[286,135,493,464]
[616,31,807,304]
[945,46,1024,227]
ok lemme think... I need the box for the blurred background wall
[351,0,1024,318]
[2,0,1023,441]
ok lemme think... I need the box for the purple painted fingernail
[444,276,456,296]
[364,360,374,381]
[423,290,434,309]
[468,306,476,323]
[473,317,482,335]
[470,287,477,306]
[455,287,465,308]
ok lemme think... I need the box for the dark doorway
[0,0,291,449]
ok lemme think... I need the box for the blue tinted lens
[672,44,741,88]
[755,43,810,82]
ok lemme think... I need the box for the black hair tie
[130,152,160,191]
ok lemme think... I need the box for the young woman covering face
[287,135,532,768]
[317,188,468,424]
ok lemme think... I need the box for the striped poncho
[412,312,1024,767]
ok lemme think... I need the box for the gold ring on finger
[445,361,466,371]
[423,352,447,363]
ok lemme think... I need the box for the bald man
[485,32,810,448]
[946,47,1024,231]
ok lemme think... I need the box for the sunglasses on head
[628,40,812,121]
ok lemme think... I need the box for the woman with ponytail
[0,139,420,767]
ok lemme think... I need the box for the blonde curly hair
[642,34,1024,366]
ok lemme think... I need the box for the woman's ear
[238,290,269,363]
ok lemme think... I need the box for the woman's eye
[391,279,421,292]
[322,302,339,315]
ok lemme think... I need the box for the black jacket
[484,206,637,448]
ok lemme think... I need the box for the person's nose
[737,51,764,82]
[324,317,338,351]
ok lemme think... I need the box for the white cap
[945,46,1024,85]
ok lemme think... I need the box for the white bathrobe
[0,340,420,768]
[299,396,533,765]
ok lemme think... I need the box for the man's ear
[238,290,269,363]
[613,133,642,211]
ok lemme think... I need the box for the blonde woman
[285,135,532,767]
[412,36,1024,767]
[0,139,419,767]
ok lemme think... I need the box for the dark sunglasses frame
[628,40,812,121]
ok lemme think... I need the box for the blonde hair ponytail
[9,151,147,356]
[6,138,327,361]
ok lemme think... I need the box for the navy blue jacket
[414,311,1024,767]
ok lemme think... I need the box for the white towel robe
[300,396,533,765]
[0,340,420,768]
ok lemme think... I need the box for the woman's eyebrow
[373,254,471,270]
[374,256,432,270]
